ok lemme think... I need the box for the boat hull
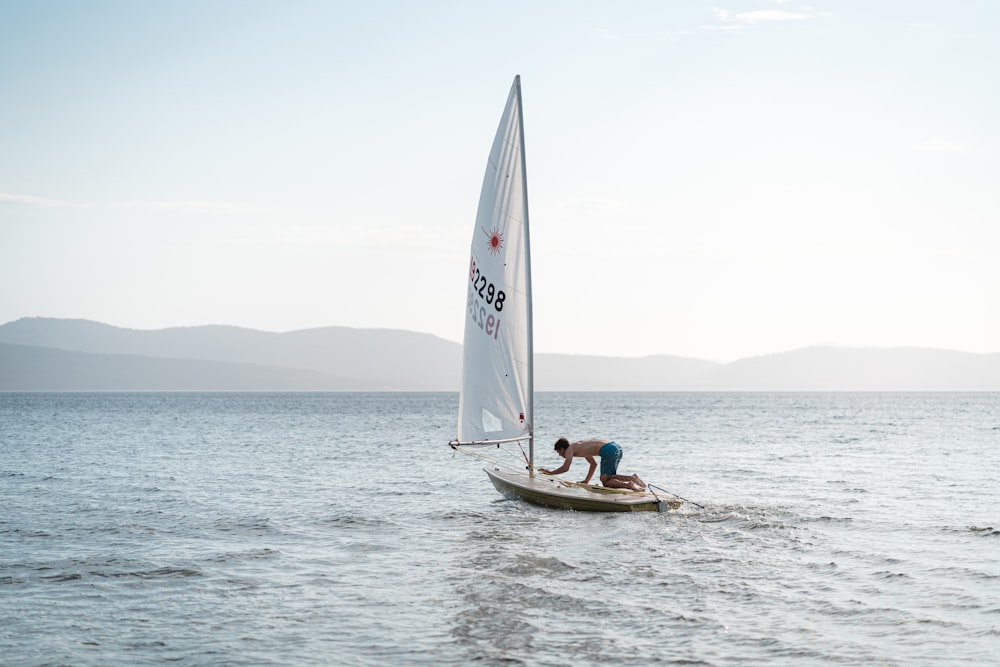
[484,467,680,512]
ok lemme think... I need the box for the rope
[648,483,705,509]
[552,479,634,495]
[451,442,530,473]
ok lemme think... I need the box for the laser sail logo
[482,226,504,256]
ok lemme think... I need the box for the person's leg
[601,474,643,491]
[599,442,622,478]
[599,444,643,490]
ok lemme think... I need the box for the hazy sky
[2,1,997,361]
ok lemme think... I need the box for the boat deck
[484,467,681,512]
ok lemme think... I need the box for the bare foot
[631,474,646,490]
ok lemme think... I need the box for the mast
[514,75,535,477]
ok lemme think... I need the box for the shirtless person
[539,438,646,491]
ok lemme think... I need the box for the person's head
[554,437,569,458]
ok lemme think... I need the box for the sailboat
[449,76,680,512]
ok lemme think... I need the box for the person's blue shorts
[599,442,622,477]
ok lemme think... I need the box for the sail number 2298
[469,259,506,312]
[468,258,506,340]
[469,259,507,313]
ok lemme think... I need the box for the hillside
[1,318,998,391]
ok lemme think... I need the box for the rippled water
[2,392,998,665]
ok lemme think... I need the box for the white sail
[455,76,533,450]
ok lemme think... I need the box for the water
[1,392,998,666]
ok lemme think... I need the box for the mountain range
[1,317,998,391]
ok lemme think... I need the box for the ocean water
[1,392,998,666]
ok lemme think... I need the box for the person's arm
[541,444,575,475]
[579,456,597,484]
[546,458,571,475]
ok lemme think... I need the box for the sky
[2,1,998,362]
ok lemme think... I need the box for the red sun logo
[483,226,504,255]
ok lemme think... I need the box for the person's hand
[539,468,550,475]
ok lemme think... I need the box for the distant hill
[696,347,1000,391]
[0,318,459,390]
[536,353,720,391]
[0,342,371,391]
[1,317,998,391]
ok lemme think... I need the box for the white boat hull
[484,467,680,512]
